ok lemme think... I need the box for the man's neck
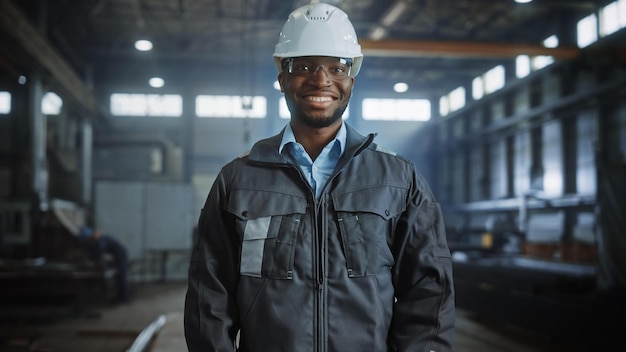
[290,121,341,161]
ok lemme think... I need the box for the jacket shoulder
[372,143,397,156]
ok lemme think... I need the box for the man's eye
[330,66,346,74]
[294,65,310,72]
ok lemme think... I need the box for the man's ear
[277,73,285,93]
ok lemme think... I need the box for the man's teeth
[306,96,332,102]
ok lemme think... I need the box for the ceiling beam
[0,0,97,115]
[360,39,580,59]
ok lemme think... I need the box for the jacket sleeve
[389,169,455,352]
[184,170,241,351]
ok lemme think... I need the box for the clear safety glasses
[283,57,353,80]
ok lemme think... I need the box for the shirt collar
[279,122,346,155]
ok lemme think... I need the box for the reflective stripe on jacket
[184,123,455,352]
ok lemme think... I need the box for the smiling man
[184,3,455,352]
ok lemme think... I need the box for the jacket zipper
[253,136,375,351]
[315,194,327,352]
[311,136,374,352]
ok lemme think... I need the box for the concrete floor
[1,281,581,352]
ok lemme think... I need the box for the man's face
[278,56,355,129]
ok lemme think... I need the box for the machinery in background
[0,199,118,322]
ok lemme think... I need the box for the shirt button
[242,211,249,217]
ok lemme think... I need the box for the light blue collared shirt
[279,123,346,200]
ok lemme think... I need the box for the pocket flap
[333,186,406,220]
[227,189,307,220]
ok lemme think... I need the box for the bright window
[448,87,466,112]
[516,55,531,79]
[472,77,484,100]
[543,35,559,48]
[577,14,598,48]
[532,56,555,70]
[362,99,430,121]
[0,91,10,114]
[439,87,465,116]
[484,65,505,95]
[110,93,182,117]
[42,92,63,115]
[600,1,621,36]
[439,96,449,117]
[196,95,266,118]
[514,34,558,80]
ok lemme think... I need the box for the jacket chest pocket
[333,186,406,277]
[227,189,306,279]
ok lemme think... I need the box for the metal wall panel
[514,130,531,196]
[468,147,484,201]
[95,181,143,259]
[144,182,193,251]
[543,120,564,196]
[452,151,466,204]
[490,139,507,199]
[577,111,597,195]
[95,181,193,259]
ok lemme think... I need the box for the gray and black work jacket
[184,123,455,352]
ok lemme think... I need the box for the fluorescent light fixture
[393,82,409,93]
[135,39,153,51]
[370,26,387,40]
[515,0,532,3]
[381,1,408,26]
[149,77,164,88]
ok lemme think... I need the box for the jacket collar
[247,122,374,164]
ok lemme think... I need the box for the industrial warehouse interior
[1,0,625,351]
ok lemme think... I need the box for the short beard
[287,101,348,128]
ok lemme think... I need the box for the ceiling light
[381,1,408,27]
[515,0,532,3]
[394,82,409,93]
[370,26,387,40]
[135,39,153,51]
[149,77,164,88]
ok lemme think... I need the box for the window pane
[42,92,63,115]
[543,35,559,48]
[484,65,505,94]
[196,95,266,118]
[600,1,621,36]
[439,96,449,117]
[617,0,626,28]
[577,14,598,47]
[532,56,554,70]
[0,91,10,114]
[516,55,531,78]
[449,87,466,112]
[362,98,430,121]
[110,93,182,117]
[472,77,484,100]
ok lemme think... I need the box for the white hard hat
[273,2,363,77]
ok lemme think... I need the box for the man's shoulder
[371,143,397,156]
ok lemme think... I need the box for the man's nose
[309,66,331,83]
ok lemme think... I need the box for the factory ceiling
[0,0,622,116]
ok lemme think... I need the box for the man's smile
[305,96,334,102]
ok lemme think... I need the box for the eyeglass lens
[287,58,352,79]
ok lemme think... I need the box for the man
[79,226,130,303]
[184,3,455,351]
